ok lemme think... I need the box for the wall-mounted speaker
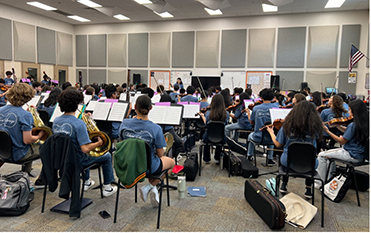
[301,82,308,91]
[133,73,141,84]
[270,75,280,89]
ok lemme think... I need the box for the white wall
[75,10,369,96]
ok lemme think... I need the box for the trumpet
[81,113,111,157]
[29,106,53,144]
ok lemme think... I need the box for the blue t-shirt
[0,89,6,106]
[343,122,364,160]
[200,101,210,110]
[53,115,91,162]
[174,83,184,89]
[112,122,120,139]
[0,105,33,161]
[37,104,56,118]
[41,80,50,86]
[4,78,14,86]
[180,95,198,103]
[169,92,178,102]
[119,118,166,173]
[235,104,252,130]
[276,128,318,168]
[205,110,230,125]
[250,102,277,137]
[321,108,348,136]
[343,103,350,117]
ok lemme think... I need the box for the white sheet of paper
[40,93,50,104]
[152,94,161,103]
[93,102,111,120]
[49,103,63,122]
[249,76,260,85]
[108,102,128,121]
[183,104,200,119]
[148,105,183,125]
[131,93,145,109]
[75,104,84,118]
[119,94,127,101]
[99,97,107,101]
[85,100,98,111]
[269,108,292,122]
[84,94,92,104]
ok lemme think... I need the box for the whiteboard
[171,71,191,89]
[149,70,171,91]
[220,71,246,90]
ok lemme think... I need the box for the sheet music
[148,105,183,125]
[99,97,107,101]
[130,93,146,109]
[93,102,111,120]
[244,99,254,109]
[40,92,49,104]
[269,108,292,122]
[85,100,98,111]
[49,103,63,122]
[22,96,41,110]
[83,94,92,104]
[151,94,161,103]
[119,94,127,101]
[107,102,128,122]
[183,104,200,119]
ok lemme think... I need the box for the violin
[259,119,285,131]
[0,85,8,92]
[316,104,330,113]
[281,103,293,109]
[195,106,211,116]
[324,116,353,128]
[248,100,263,110]
[226,100,240,112]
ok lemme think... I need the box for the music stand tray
[50,198,93,214]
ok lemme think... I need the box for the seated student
[104,84,120,140]
[246,88,277,165]
[32,81,42,95]
[317,99,369,184]
[337,92,350,113]
[199,90,210,110]
[215,86,222,94]
[62,81,72,90]
[320,95,348,140]
[179,86,198,102]
[38,87,62,118]
[0,83,44,173]
[169,84,179,102]
[273,92,284,107]
[141,87,155,99]
[303,87,312,101]
[266,101,323,198]
[41,74,50,86]
[4,71,15,87]
[198,94,229,164]
[0,79,7,107]
[292,93,306,106]
[120,95,175,206]
[85,86,98,101]
[41,84,51,93]
[52,89,117,196]
[221,89,232,108]
[283,91,296,107]
[90,84,100,100]
[225,92,252,141]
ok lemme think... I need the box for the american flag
[348,44,365,72]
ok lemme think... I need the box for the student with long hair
[38,87,62,118]
[317,99,369,183]
[220,89,232,108]
[120,95,175,206]
[267,101,323,198]
[198,94,229,164]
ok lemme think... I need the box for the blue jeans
[80,152,115,185]
[225,123,242,141]
[247,132,274,160]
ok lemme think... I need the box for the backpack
[0,171,34,216]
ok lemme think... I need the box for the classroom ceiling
[1,0,369,25]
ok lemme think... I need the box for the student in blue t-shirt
[317,99,369,183]
[38,87,62,118]
[53,89,117,197]
[4,71,15,87]
[169,84,179,102]
[225,92,252,141]
[246,88,277,165]
[179,86,198,103]
[267,101,323,199]
[171,77,184,89]
[199,91,210,110]
[0,83,44,173]
[120,95,175,206]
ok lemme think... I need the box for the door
[54,65,68,85]
[22,62,40,82]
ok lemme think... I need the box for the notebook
[187,187,206,197]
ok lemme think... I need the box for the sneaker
[279,183,288,194]
[176,155,182,161]
[34,178,46,190]
[247,156,254,162]
[304,188,313,199]
[103,185,118,197]
[149,187,159,207]
[267,159,276,167]
[140,184,152,203]
[314,180,323,190]
[84,180,95,191]
[203,160,211,164]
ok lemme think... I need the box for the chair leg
[41,183,47,213]
[98,166,103,199]
[166,173,170,206]
[114,179,120,223]
[325,160,334,183]
[80,171,86,204]
[275,175,280,198]
[199,145,202,176]
[228,149,231,177]
[320,179,324,228]
[157,179,164,229]
[350,166,361,207]
[312,179,315,205]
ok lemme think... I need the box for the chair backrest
[195,118,206,129]
[363,137,369,161]
[287,142,317,174]
[38,110,50,126]
[206,121,225,143]
[163,132,174,156]
[0,130,13,161]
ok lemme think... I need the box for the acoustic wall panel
[89,69,106,84]
[307,26,339,68]
[76,35,87,67]
[76,69,87,86]
[0,18,12,60]
[89,35,106,67]
[340,25,361,68]
[128,33,148,67]
[196,31,219,68]
[57,32,73,66]
[275,71,304,91]
[306,71,336,92]
[248,28,275,68]
[172,31,194,68]
[108,34,126,67]
[108,69,126,84]
[277,27,306,68]
[221,29,246,68]
[13,22,36,63]
[37,27,56,65]
[150,32,170,68]
[338,71,356,94]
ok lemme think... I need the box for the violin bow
[320,83,323,105]
[330,75,339,96]
[152,74,163,94]
[196,76,207,100]
[12,68,16,83]
[231,76,234,89]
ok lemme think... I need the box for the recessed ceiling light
[134,0,152,4]
[26,1,57,11]
[77,0,102,8]
[204,8,223,15]
[67,15,91,22]
[154,11,173,18]
[114,14,130,20]
[325,0,346,8]
[262,3,278,12]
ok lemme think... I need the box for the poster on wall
[348,73,357,84]
[365,73,369,89]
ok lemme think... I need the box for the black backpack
[183,153,198,181]
[0,171,34,216]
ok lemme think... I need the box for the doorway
[54,65,68,85]
[22,62,40,82]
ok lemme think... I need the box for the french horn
[29,106,53,144]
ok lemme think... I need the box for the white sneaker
[149,187,159,207]
[140,184,152,203]
[103,185,118,197]
[84,180,95,191]
[314,180,323,190]
[177,155,182,161]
